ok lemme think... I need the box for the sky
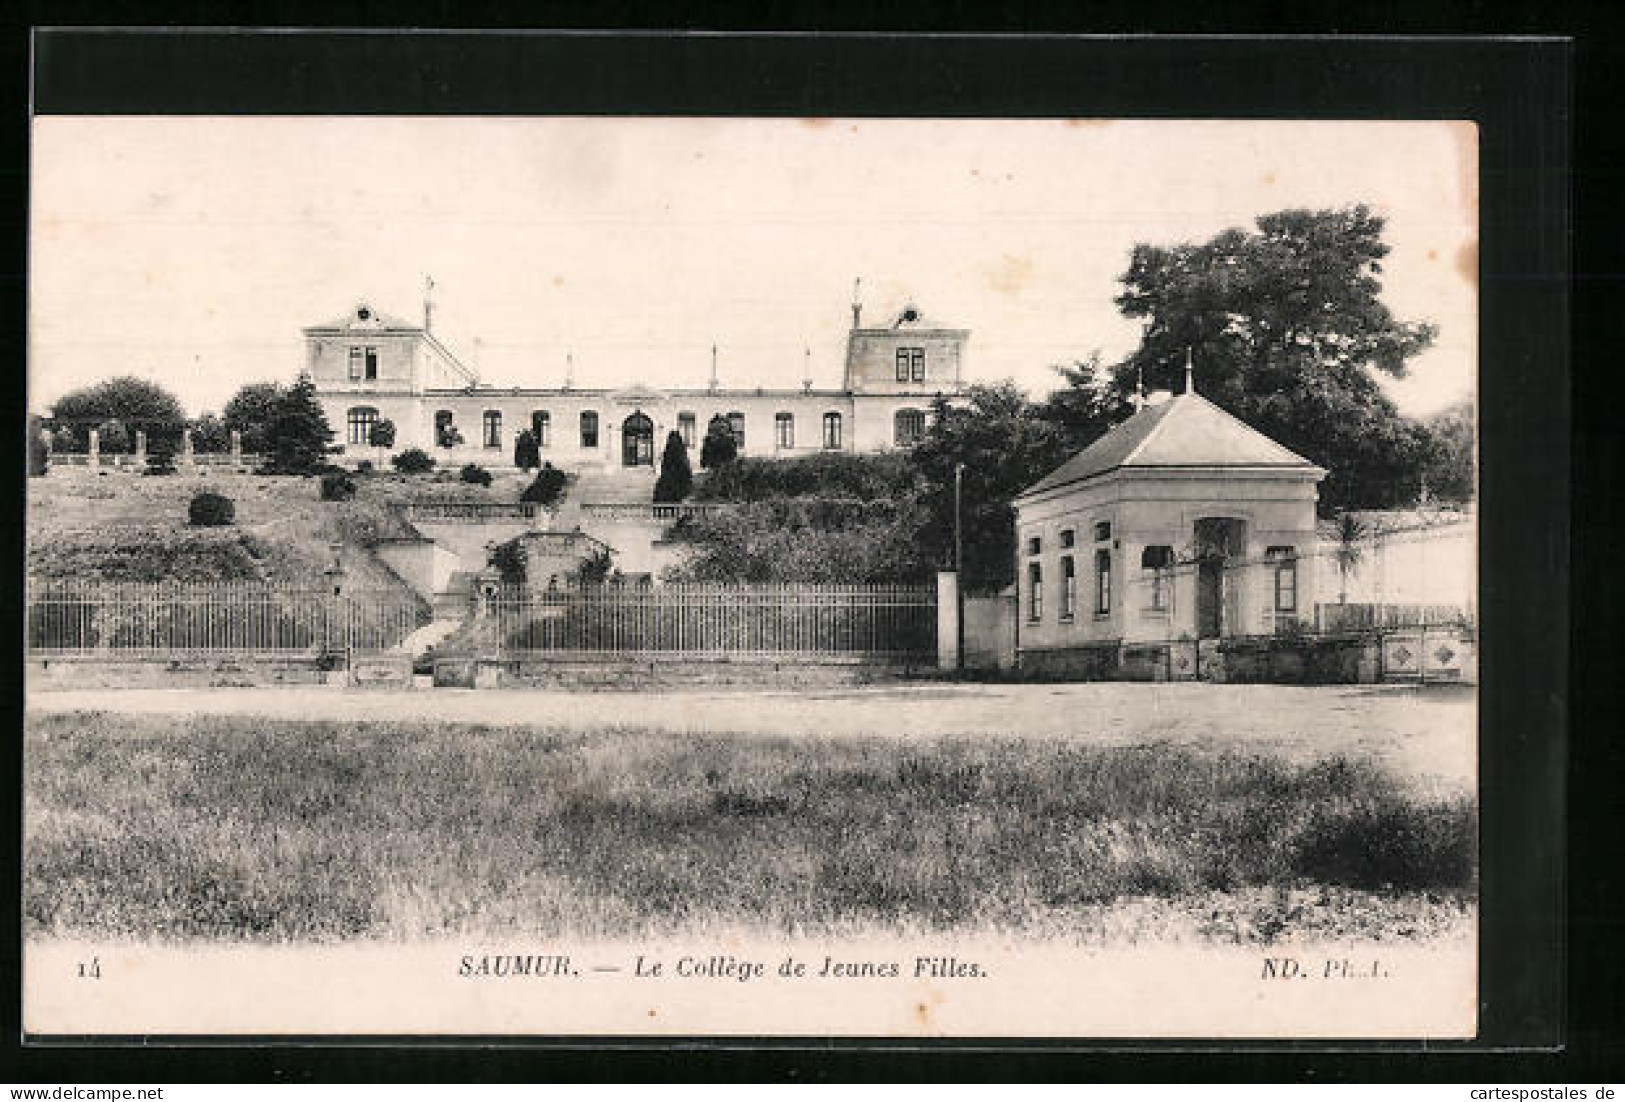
[30,117,1476,419]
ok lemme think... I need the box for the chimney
[423,275,436,333]
[851,277,862,329]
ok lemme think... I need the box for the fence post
[937,570,960,671]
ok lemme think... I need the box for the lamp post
[954,462,965,672]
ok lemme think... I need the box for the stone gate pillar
[181,429,195,469]
[87,428,100,470]
[230,429,243,467]
[937,569,961,671]
[134,429,147,465]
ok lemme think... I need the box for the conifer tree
[264,373,335,475]
[653,430,693,502]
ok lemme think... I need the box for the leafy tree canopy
[1111,204,1440,511]
[51,377,185,450]
[223,382,286,456]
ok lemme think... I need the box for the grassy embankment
[27,468,531,586]
[26,712,1475,944]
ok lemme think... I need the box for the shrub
[356,459,374,474]
[320,471,357,501]
[653,429,693,503]
[460,463,493,487]
[188,492,236,527]
[520,463,568,506]
[392,448,436,475]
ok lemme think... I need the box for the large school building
[309,294,969,470]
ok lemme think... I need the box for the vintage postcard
[25,114,1479,1038]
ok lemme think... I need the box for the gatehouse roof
[1017,391,1323,501]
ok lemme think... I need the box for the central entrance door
[1192,517,1247,639]
[621,412,654,467]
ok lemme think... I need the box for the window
[678,412,696,448]
[895,349,910,382]
[894,408,926,446]
[1061,556,1076,620]
[434,410,457,448]
[775,412,794,449]
[580,411,599,449]
[1094,521,1112,542]
[1027,536,1042,556]
[1028,562,1043,622]
[1060,529,1075,549]
[482,410,502,449]
[910,348,925,383]
[822,411,843,450]
[364,347,378,380]
[348,347,363,380]
[1095,549,1112,614]
[1268,545,1298,613]
[727,412,745,450]
[532,411,550,448]
[1141,545,1175,611]
[346,406,379,446]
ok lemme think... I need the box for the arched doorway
[621,411,654,467]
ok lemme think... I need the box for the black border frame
[8,27,1581,1082]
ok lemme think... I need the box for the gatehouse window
[1095,549,1112,614]
[1061,556,1076,621]
[434,410,457,448]
[822,411,842,450]
[483,410,502,449]
[1061,529,1075,549]
[365,347,378,380]
[678,412,696,448]
[1268,545,1298,613]
[580,411,599,448]
[895,347,924,383]
[532,411,550,449]
[1027,536,1042,556]
[1142,545,1175,611]
[774,412,794,449]
[727,412,745,450]
[894,408,926,446]
[349,346,377,380]
[346,406,379,446]
[1094,521,1112,542]
[348,347,363,380]
[1028,562,1043,622]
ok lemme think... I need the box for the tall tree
[263,374,334,475]
[653,430,693,503]
[189,413,232,453]
[910,383,1075,592]
[1038,352,1136,454]
[1112,205,1438,511]
[223,382,286,456]
[50,377,185,451]
[699,415,737,470]
[1420,398,1475,503]
[513,428,540,472]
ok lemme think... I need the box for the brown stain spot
[1065,118,1112,129]
[1427,249,1439,261]
[915,1002,931,1025]
[802,118,832,129]
[1263,171,1277,186]
[986,254,1035,296]
[552,276,565,287]
[1456,240,1478,290]
[647,1009,656,1018]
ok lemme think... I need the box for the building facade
[308,299,968,469]
[1012,379,1326,676]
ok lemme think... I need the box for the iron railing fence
[481,582,936,660]
[26,581,429,656]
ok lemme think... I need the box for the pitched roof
[1018,392,1321,499]
[305,303,419,331]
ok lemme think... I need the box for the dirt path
[27,681,1475,797]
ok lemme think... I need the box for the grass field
[25,710,1475,945]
